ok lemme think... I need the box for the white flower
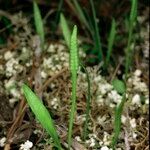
[134,69,142,77]
[9,98,18,106]
[132,94,141,106]
[20,140,33,150]
[0,137,6,147]
[51,98,59,109]
[4,51,14,60]
[76,114,86,123]
[132,132,137,139]
[103,132,111,145]
[47,44,55,53]
[5,79,15,89]
[100,146,110,150]
[121,115,127,124]
[75,136,82,142]
[97,115,107,125]
[94,76,102,82]
[108,90,122,104]
[10,88,20,98]
[145,98,149,104]
[41,71,47,78]
[98,83,112,95]
[130,118,136,128]
[89,138,95,147]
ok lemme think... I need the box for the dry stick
[4,103,27,150]
[4,43,41,149]
[38,67,68,92]
[110,59,123,82]
[32,35,43,98]
[124,128,130,150]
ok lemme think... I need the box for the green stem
[68,73,77,149]
[80,63,91,140]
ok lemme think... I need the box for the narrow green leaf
[72,0,90,31]
[33,1,44,47]
[22,84,62,150]
[80,63,91,140]
[105,19,116,68]
[130,0,137,22]
[112,79,126,94]
[89,0,103,61]
[111,94,126,149]
[125,0,137,78]
[60,13,71,48]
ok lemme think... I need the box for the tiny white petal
[134,69,142,77]
[0,137,6,147]
[130,118,136,128]
[132,94,141,105]
[101,146,110,150]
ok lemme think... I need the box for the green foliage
[72,0,103,62]
[112,79,126,95]
[22,84,62,150]
[111,94,126,149]
[60,14,91,142]
[105,19,116,69]
[33,1,45,47]
[72,0,90,31]
[89,0,103,61]
[111,1,137,147]
[60,13,71,48]
[68,25,78,149]
[125,0,137,78]
[80,63,91,140]
[70,25,79,72]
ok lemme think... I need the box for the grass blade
[105,19,116,69]
[130,0,137,23]
[80,63,91,140]
[22,84,62,150]
[89,0,103,61]
[111,94,126,149]
[60,13,71,48]
[72,0,90,31]
[33,1,44,47]
[125,0,137,78]
[68,25,78,149]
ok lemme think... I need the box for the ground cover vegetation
[0,0,149,150]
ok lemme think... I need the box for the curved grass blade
[68,25,78,149]
[33,1,44,47]
[22,84,62,150]
[60,13,71,48]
